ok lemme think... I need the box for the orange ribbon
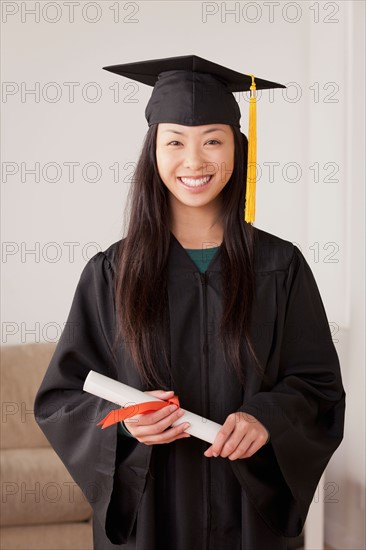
[97,395,180,429]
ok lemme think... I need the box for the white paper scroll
[83,370,222,444]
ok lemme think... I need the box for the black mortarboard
[102,55,286,223]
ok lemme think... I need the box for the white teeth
[179,176,211,187]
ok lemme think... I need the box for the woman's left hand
[203,412,269,460]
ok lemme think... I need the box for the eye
[167,140,182,146]
[206,139,221,145]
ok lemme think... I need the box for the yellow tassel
[244,75,256,224]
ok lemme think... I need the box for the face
[156,123,235,213]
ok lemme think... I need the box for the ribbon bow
[97,395,180,429]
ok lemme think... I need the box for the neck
[168,196,223,248]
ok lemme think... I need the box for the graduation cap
[103,55,286,224]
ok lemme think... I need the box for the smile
[177,175,213,188]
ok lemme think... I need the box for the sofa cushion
[1,343,57,449]
[0,522,93,550]
[0,448,92,526]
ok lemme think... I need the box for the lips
[178,175,213,188]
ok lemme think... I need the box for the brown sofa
[0,343,93,550]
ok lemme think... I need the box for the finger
[148,407,186,433]
[228,437,261,460]
[234,433,268,460]
[126,406,185,435]
[125,403,180,428]
[144,390,174,399]
[124,391,177,428]
[140,421,191,445]
[225,427,265,459]
[203,446,214,457]
[223,435,251,459]
[210,418,236,456]
[219,435,244,458]
[219,421,255,457]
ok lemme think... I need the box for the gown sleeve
[230,245,346,537]
[34,251,152,545]
[119,420,136,438]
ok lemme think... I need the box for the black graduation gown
[34,227,346,550]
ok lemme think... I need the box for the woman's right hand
[123,390,191,445]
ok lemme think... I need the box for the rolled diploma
[83,370,222,444]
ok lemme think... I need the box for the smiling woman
[156,123,235,246]
[34,55,346,550]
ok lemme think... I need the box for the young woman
[34,55,346,550]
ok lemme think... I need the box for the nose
[182,145,204,171]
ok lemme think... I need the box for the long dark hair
[112,123,262,389]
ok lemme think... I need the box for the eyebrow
[162,127,226,135]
